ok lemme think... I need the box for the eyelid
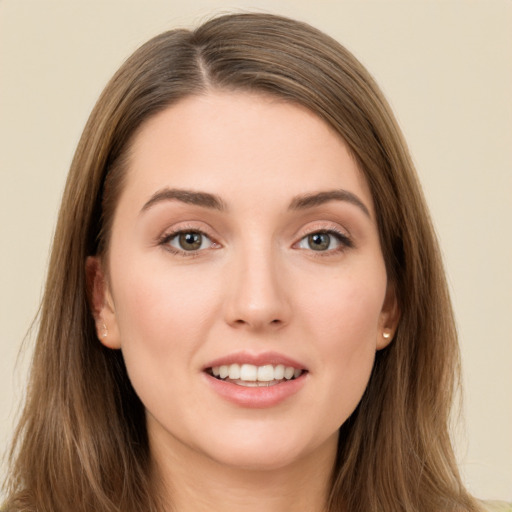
[292,222,354,253]
[297,230,348,249]
[157,222,221,256]
[294,221,351,241]
[167,231,213,251]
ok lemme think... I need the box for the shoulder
[480,501,512,512]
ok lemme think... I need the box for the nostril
[233,318,282,327]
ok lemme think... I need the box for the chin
[199,425,333,472]
[208,445,306,472]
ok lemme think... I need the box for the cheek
[113,255,220,334]
[301,266,386,346]
[299,270,385,422]
[320,285,381,373]
[109,260,221,389]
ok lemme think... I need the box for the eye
[296,230,351,252]
[165,230,214,252]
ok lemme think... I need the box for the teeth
[274,364,285,380]
[209,363,303,382]
[240,364,258,381]
[257,365,274,382]
[219,365,229,379]
[283,366,295,380]
[228,364,240,379]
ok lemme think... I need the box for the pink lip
[203,371,307,409]
[203,351,307,371]
[202,351,308,409]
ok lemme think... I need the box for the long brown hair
[3,13,482,512]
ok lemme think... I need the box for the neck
[150,430,337,512]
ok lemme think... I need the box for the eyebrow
[140,188,226,213]
[289,190,371,217]
[140,187,370,218]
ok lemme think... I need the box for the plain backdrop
[0,0,510,501]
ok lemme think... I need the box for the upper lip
[203,351,307,371]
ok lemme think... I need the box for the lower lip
[203,372,307,408]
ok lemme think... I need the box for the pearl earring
[101,323,108,338]
[382,330,392,340]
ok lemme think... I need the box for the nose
[223,245,291,331]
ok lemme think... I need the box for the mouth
[206,363,306,387]
[203,354,308,407]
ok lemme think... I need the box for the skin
[89,91,398,512]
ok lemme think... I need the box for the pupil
[180,232,201,250]
[309,233,329,251]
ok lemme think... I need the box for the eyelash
[157,227,353,257]
[158,228,219,258]
[295,228,354,256]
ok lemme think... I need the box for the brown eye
[179,232,202,250]
[166,231,212,252]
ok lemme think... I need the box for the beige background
[0,0,510,501]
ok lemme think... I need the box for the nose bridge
[224,238,290,329]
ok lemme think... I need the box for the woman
[2,12,505,512]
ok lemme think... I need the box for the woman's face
[92,91,396,471]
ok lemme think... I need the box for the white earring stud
[382,330,392,340]
[101,323,108,338]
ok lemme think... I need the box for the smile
[208,364,304,387]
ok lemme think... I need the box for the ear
[85,256,121,349]
[376,281,400,350]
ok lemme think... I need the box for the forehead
[121,91,374,214]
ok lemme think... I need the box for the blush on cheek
[316,286,383,340]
